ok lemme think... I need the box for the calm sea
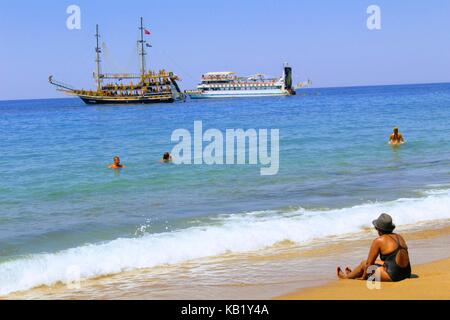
[1,83,450,295]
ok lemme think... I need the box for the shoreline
[276,257,450,300]
[6,221,450,300]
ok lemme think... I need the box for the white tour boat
[186,64,297,99]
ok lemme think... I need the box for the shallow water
[1,83,450,295]
[9,224,450,299]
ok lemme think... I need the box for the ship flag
[144,29,151,35]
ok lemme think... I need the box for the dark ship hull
[79,95,175,105]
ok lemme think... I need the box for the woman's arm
[360,238,381,279]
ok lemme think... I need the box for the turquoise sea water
[1,83,450,295]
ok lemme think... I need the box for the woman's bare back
[379,233,410,268]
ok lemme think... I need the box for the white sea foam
[1,189,450,296]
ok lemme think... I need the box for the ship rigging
[49,18,184,105]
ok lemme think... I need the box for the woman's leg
[337,260,367,279]
[346,260,384,274]
[342,261,392,282]
[374,265,392,282]
[337,267,347,279]
[347,260,367,279]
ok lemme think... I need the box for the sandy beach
[276,223,450,301]
[276,225,450,300]
[277,258,450,300]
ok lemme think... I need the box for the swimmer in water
[389,127,405,145]
[108,156,125,169]
[161,152,172,163]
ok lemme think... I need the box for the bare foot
[337,267,348,279]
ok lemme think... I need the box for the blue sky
[1,0,450,100]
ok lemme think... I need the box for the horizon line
[1,81,450,103]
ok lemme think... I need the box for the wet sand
[6,221,450,300]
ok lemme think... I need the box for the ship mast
[95,24,102,91]
[138,17,147,77]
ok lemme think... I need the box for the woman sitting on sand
[337,213,411,282]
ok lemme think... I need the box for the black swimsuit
[380,234,411,282]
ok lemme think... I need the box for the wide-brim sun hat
[372,213,396,232]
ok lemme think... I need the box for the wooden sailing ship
[49,18,184,105]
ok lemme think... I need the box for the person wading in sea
[108,156,125,169]
[161,152,172,163]
[389,127,405,145]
